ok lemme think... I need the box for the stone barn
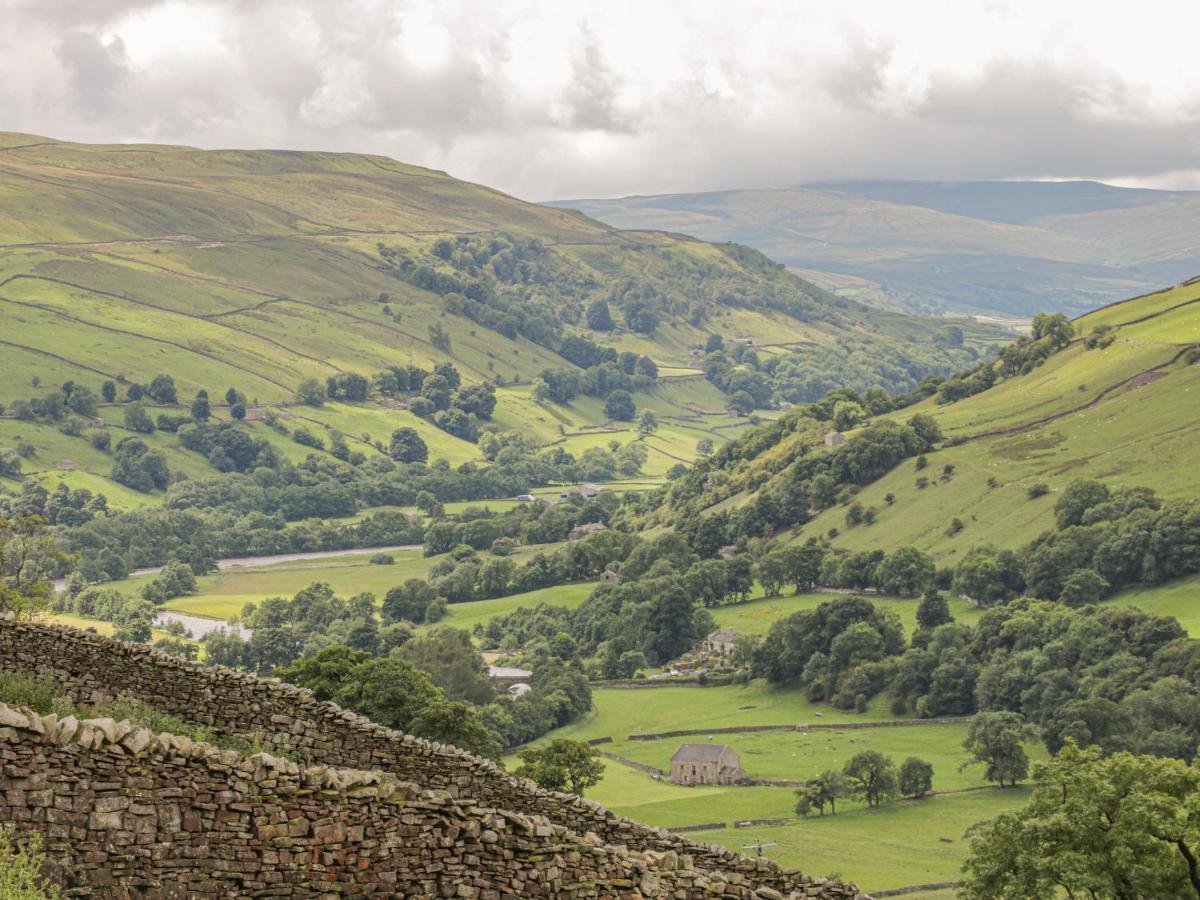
[670,743,744,786]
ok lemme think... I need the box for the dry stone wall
[0,619,865,898]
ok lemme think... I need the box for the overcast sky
[3,0,1199,200]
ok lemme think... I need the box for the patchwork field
[530,681,1043,894]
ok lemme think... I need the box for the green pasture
[550,683,896,745]
[612,722,1043,792]
[1100,576,1200,636]
[438,582,597,633]
[712,591,982,637]
[702,788,1031,894]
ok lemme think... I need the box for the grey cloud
[55,31,130,117]
[1,0,1198,200]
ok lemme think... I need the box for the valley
[2,135,1199,900]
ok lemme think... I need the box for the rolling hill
[0,133,1002,505]
[549,180,1200,321]
[663,276,1200,564]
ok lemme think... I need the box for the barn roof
[671,743,731,763]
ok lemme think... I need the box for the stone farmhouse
[670,743,745,785]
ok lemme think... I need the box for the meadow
[530,681,1043,895]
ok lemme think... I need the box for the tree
[753,551,791,598]
[728,390,755,415]
[843,750,898,807]
[586,298,614,331]
[0,516,63,619]
[832,400,865,432]
[604,390,635,421]
[428,321,452,352]
[696,438,714,457]
[531,378,550,402]
[636,410,658,437]
[101,380,117,403]
[514,739,604,796]
[1059,568,1110,606]
[906,413,943,448]
[224,387,244,406]
[229,401,246,420]
[1055,479,1111,528]
[190,390,210,421]
[953,545,1025,606]
[408,700,501,759]
[277,645,371,701]
[382,579,438,624]
[398,627,494,705]
[876,546,935,596]
[296,378,327,406]
[915,590,953,630]
[963,712,1029,787]
[389,427,428,463]
[898,757,934,798]
[795,769,851,816]
[333,657,442,733]
[1031,312,1074,350]
[960,742,1200,900]
[123,403,155,433]
[146,374,177,404]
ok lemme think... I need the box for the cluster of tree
[178,421,280,473]
[0,481,108,528]
[756,593,1200,762]
[534,352,656,407]
[138,561,197,604]
[479,533,717,670]
[51,585,159,644]
[794,752,934,816]
[698,330,983,408]
[61,503,423,583]
[2,379,100,423]
[953,481,1200,605]
[110,437,171,492]
[936,313,1073,405]
[380,236,576,347]
[670,414,942,543]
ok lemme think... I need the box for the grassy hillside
[550,181,1200,320]
[665,277,1200,564]
[0,134,998,503]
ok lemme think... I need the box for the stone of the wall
[0,701,855,898]
[0,619,865,898]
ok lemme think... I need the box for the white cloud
[1,0,1198,198]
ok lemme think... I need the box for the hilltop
[549,180,1200,321]
[0,133,1000,506]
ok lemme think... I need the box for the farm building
[670,744,744,786]
[700,628,739,657]
[487,666,532,691]
[600,568,621,584]
[824,431,847,448]
[568,522,608,541]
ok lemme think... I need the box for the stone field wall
[0,618,864,898]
